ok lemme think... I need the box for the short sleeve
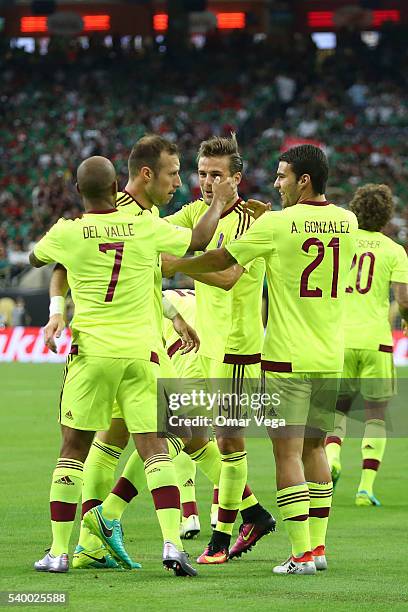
[226,213,274,268]
[391,244,408,283]
[153,216,192,257]
[166,204,195,229]
[33,219,66,265]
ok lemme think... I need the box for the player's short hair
[279,145,329,195]
[196,133,244,175]
[128,135,179,178]
[349,183,394,231]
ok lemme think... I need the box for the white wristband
[49,296,65,317]
[162,295,179,321]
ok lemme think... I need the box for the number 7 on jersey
[99,242,125,302]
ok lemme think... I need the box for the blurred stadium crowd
[0,28,407,286]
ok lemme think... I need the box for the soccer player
[167,144,359,574]
[30,155,229,576]
[163,134,276,564]
[43,137,236,570]
[325,184,408,505]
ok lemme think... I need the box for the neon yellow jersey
[344,229,408,351]
[34,209,192,359]
[166,198,265,362]
[116,190,165,341]
[227,202,358,372]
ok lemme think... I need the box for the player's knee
[60,427,94,462]
[133,432,168,461]
[97,422,130,449]
[215,435,245,454]
[184,436,209,454]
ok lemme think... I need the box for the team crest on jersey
[217,233,224,248]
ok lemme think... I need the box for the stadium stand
[0,30,406,286]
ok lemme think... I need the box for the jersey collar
[220,197,243,219]
[86,208,118,214]
[123,189,152,213]
[298,200,330,206]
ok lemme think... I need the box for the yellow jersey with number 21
[227,201,358,373]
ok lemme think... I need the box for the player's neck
[223,197,238,212]
[83,198,116,212]
[124,182,154,210]
[205,196,240,213]
[298,192,326,204]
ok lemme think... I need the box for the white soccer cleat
[180,515,200,540]
[162,541,197,577]
[312,545,328,571]
[273,552,316,575]
[34,551,69,573]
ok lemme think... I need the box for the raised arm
[188,177,235,251]
[171,248,237,275]
[189,266,243,291]
[161,253,243,291]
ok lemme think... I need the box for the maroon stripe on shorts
[112,477,138,503]
[218,508,239,524]
[363,458,380,471]
[326,436,342,446]
[285,514,309,521]
[182,501,198,518]
[309,507,330,518]
[241,484,252,500]
[81,498,102,518]
[224,353,261,365]
[213,488,219,504]
[379,344,393,353]
[150,351,160,364]
[50,501,77,522]
[167,339,182,359]
[151,485,180,510]
[261,360,293,372]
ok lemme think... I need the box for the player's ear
[141,166,153,182]
[75,182,81,194]
[111,180,118,196]
[299,173,311,188]
[234,172,242,186]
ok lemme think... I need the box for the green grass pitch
[1,364,408,611]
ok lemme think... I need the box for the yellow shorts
[198,355,261,420]
[111,344,177,420]
[60,354,159,433]
[339,348,396,402]
[262,370,340,431]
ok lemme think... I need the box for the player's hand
[402,319,408,337]
[43,314,65,353]
[161,253,180,278]
[172,314,200,354]
[242,199,272,219]
[211,176,237,206]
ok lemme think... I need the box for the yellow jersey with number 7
[33,209,192,359]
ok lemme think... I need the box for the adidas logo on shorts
[65,410,73,420]
[184,479,195,487]
[54,476,75,485]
